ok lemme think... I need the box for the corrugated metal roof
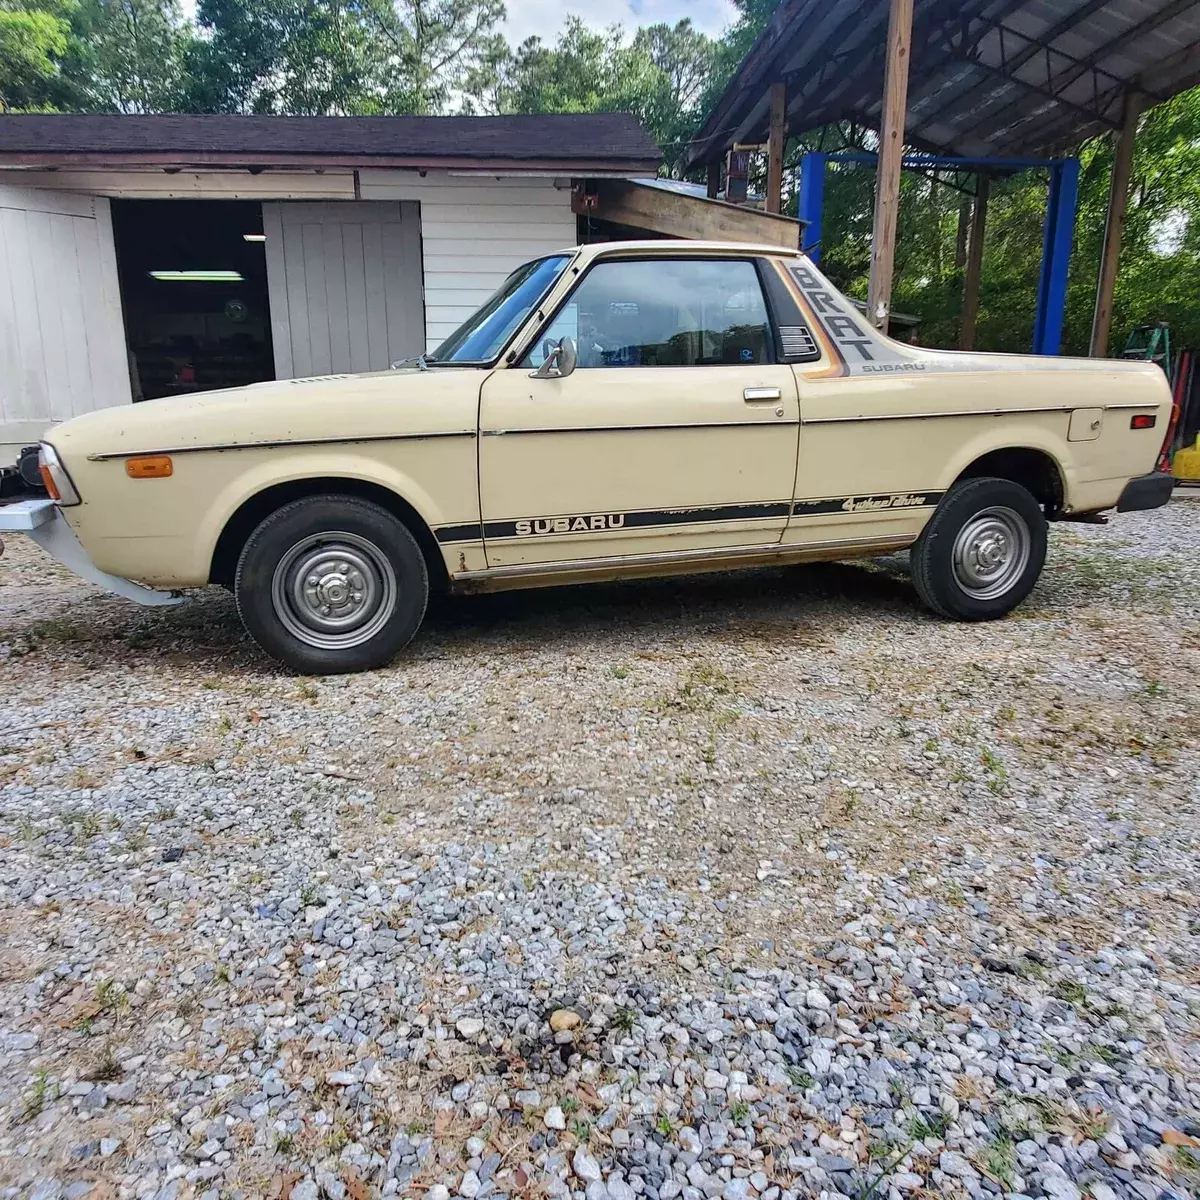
[686,0,1200,167]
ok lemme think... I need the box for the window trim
[430,253,576,368]
[514,253,781,371]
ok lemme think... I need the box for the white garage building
[0,113,662,465]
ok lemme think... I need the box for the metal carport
[685,0,1200,354]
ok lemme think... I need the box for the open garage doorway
[112,199,274,401]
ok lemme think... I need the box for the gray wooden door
[262,200,424,378]
[0,184,130,464]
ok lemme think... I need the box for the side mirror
[530,336,577,380]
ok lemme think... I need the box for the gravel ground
[1,504,1198,1200]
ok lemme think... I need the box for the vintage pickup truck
[1,239,1174,674]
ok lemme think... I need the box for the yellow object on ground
[1174,438,1200,481]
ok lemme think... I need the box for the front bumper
[0,499,182,607]
[1116,472,1175,513]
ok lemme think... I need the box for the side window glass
[524,259,774,369]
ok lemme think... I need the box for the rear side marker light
[1131,414,1157,430]
[126,455,173,479]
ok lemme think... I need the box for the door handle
[744,387,782,402]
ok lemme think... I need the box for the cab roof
[565,240,804,263]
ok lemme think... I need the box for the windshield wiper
[390,354,431,371]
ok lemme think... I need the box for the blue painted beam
[797,152,826,262]
[800,150,1080,355]
[1032,157,1080,356]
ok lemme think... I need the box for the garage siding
[355,175,577,352]
[0,171,578,463]
[0,184,129,461]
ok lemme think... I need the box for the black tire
[234,495,428,674]
[910,477,1047,621]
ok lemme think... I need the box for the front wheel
[910,477,1047,621]
[234,495,429,674]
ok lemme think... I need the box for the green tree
[0,0,72,111]
[183,0,390,115]
[65,0,188,112]
[183,0,505,115]
[374,0,507,115]
[631,20,717,170]
[698,0,779,117]
[465,15,715,173]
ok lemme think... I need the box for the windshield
[431,255,571,364]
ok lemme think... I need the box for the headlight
[38,443,81,506]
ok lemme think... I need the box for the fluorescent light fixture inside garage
[149,270,244,282]
[243,233,266,243]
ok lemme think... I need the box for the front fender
[196,449,454,572]
[67,436,477,587]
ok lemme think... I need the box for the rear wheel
[910,477,1047,621]
[234,495,428,674]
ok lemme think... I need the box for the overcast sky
[178,0,741,42]
[501,0,738,43]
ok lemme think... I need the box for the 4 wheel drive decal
[434,493,940,544]
[792,492,944,516]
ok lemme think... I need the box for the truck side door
[477,256,800,568]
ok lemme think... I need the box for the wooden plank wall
[262,200,424,377]
[0,183,129,462]
[357,174,577,352]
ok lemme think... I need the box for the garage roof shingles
[0,112,662,172]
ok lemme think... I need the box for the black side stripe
[433,493,941,545]
[482,501,791,541]
[436,523,485,544]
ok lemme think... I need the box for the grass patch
[656,661,734,715]
[1053,979,1088,1007]
[611,1006,637,1035]
[907,1112,948,1141]
[94,979,129,1016]
[982,1134,1016,1185]
[27,616,95,644]
[21,1070,52,1122]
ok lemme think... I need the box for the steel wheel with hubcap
[236,496,429,674]
[911,478,1047,621]
[950,506,1031,601]
[271,532,398,650]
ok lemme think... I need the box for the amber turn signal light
[39,463,61,500]
[126,455,173,479]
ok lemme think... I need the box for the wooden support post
[766,82,787,215]
[959,177,989,351]
[954,198,970,269]
[706,161,721,200]
[867,0,914,331]
[1090,92,1141,357]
